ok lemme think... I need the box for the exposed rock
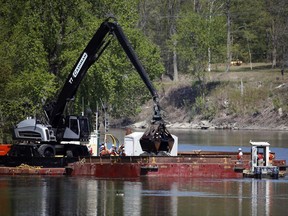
[112,72,288,131]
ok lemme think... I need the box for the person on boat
[118,144,125,155]
[258,153,264,166]
[237,148,243,162]
[119,147,126,156]
[269,150,275,165]
[109,144,116,152]
[100,144,110,156]
[110,144,118,156]
[99,143,105,153]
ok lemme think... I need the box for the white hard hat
[238,148,242,151]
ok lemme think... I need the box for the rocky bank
[114,70,288,131]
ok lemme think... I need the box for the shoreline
[127,120,288,131]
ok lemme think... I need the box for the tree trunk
[173,40,178,82]
[247,38,253,70]
[225,0,231,73]
[208,47,211,72]
[138,0,148,33]
[168,0,179,82]
[271,19,277,68]
[207,0,216,72]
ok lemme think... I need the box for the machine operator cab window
[250,141,270,168]
[62,116,80,140]
[79,116,90,139]
[62,115,90,141]
[69,117,79,135]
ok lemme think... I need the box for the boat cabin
[248,141,279,178]
[250,141,271,168]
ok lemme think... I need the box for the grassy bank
[136,63,288,130]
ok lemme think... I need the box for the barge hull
[0,152,285,178]
[66,154,249,179]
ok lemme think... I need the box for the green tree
[264,0,288,68]
[174,0,226,81]
[0,0,165,141]
[0,1,57,142]
[229,0,268,66]
[138,0,182,81]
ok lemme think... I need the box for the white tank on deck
[89,131,99,156]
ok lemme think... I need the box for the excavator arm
[44,18,174,154]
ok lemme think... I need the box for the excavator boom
[15,18,174,156]
[45,20,161,127]
[45,18,174,155]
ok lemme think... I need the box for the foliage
[219,81,270,116]
[0,0,164,141]
[272,87,288,112]
[191,96,216,121]
[1,0,288,141]
[173,1,226,83]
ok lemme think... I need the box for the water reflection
[0,176,288,216]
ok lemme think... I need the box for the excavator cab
[62,115,90,141]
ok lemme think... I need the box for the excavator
[12,18,174,157]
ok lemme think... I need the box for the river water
[0,129,288,216]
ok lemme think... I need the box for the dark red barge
[0,141,286,178]
[0,152,285,178]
